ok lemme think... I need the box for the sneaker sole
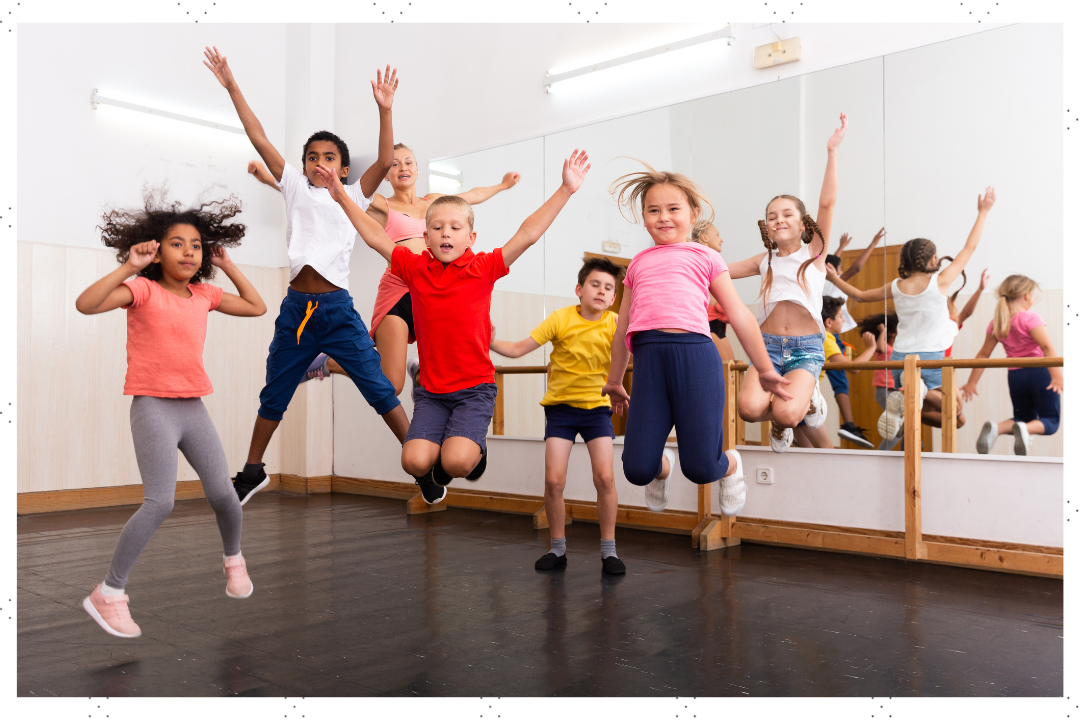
[223,567,255,599]
[976,422,994,455]
[837,428,874,449]
[1013,426,1029,456]
[82,597,141,639]
[238,477,270,507]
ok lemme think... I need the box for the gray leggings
[105,396,243,590]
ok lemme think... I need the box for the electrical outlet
[756,467,773,485]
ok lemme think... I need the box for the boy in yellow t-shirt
[490,257,627,575]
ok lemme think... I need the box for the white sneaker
[804,381,828,429]
[1013,422,1030,456]
[877,390,906,441]
[768,423,794,453]
[644,449,675,512]
[976,421,997,454]
[719,450,746,516]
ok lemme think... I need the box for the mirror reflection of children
[727,113,848,454]
[827,187,995,444]
[860,314,900,449]
[819,296,878,448]
[75,192,266,638]
[603,163,789,519]
[490,258,627,574]
[690,220,735,365]
[962,275,1062,455]
[319,150,591,505]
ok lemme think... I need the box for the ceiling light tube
[429,169,463,181]
[91,89,246,135]
[544,26,733,93]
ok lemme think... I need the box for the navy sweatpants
[258,288,400,422]
[622,330,729,486]
[1008,367,1060,435]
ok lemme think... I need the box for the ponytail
[758,219,775,303]
[992,274,1039,339]
[992,295,1012,340]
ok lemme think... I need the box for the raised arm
[439,172,521,205]
[939,188,995,289]
[355,66,399,199]
[960,332,1000,401]
[489,326,542,359]
[957,269,989,326]
[501,150,589,267]
[315,164,395,263]
[210,246,266,317]
[725,252,766,280]
[602,286,632,416]
[248,161,281,192]
[204,46,286,181]
[825,263,888,302]
[75,242,155,314]
[812,112,848,269]
[710,272,792,400]
[839,227,884,281]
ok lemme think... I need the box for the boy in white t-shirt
[204,47,411,503]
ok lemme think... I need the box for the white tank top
[756,243,826,338]
[891,277,959,353]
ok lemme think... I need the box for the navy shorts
[543,403,615,443]
[406,383,498,450]
[824,333,849,395]
[259,288,400,422]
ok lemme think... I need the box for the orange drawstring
[296,301,318,344]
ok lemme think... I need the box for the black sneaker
[601,555,626,575]
[432,458,453,487]
[233,467,269,507]
[415,470,447,505]
[465,447,487,481]
[838,422,875,449]
[535,552,567,571]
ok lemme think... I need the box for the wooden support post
[941,366,957,453]
[694,361,742,551]
[533,506,549,530]
[697,484,710,522]
[735,369,747,446]
[761,421,771,448]
[493,372,505,436]
[903,354,924,560]
[407,492,447,515]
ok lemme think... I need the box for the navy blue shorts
[259,288,400,422]
[543,403,615,443]
[1008,367,1060,436]
[406,383,498,450]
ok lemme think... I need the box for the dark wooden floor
[18,492,1062,697]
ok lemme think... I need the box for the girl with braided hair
[827,187,996,443]
[726,113,848,453]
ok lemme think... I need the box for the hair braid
[758,219,776,303]
[796,214,824,294]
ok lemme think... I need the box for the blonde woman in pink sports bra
[250,143,519,395]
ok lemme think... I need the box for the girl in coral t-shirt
[74,192,266,639]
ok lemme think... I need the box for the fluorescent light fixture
[545,26,734,94]
[428,162,462,177]
[429,174,462,190]
[91,88,246,135]
[429,169,463,182]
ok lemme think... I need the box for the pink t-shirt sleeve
[708,251,728,280]
[1017,311,1046,333]
[122,277,152,309]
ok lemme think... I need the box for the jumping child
[727,113,849,454]
[826,187,995,442]
[204,48,411,503]
[316,150,592,505]
[75,192,266,638]
[602,163,789,518]
[489,257,627,575]
[962,274,1062,455]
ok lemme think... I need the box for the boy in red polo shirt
[315,150,591,504]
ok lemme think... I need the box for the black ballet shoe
[601,555,626,575]
[465,448,487,481]
[535,552,567,571]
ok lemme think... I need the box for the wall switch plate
[754,37,802,69]
[756,467,774,484]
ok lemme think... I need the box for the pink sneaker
[82,585,141,638]
[223,555,254,599]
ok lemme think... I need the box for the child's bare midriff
[290,265,342,294]
[759,300,821,337]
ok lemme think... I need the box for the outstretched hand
[313,164,347,202]
[561,149,591,194]
[837,232,852,251]
[825,263,840,282]
[371,65,399,110]
[979,268,990,290]
[978,186,996,214]
[862,331,876,349]
[203,46,236,89]
[501,172,521,190]
[127,241,159,272]
[826,112,848,152]
[871,227,886,246]
[601,381,630,416]
[758,369,794,401]
[961,382,978,403]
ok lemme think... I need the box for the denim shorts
[406,383,498,450]
[762,333,826,378]
[889,349,945,391]
[543,403,615,443]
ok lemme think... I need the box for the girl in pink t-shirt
[603,164,787,518]
[962,275,1062,455]
[74,192,266,639]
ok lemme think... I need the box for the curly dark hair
[303,130,351,171]
[860,312,898,339]
[98,187,246,283]
[578,257,624,286]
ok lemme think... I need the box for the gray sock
[550,537,567,557]
[600,539,617,560]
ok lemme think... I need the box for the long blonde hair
[609,159,715,229]
[993,274,1039,339]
